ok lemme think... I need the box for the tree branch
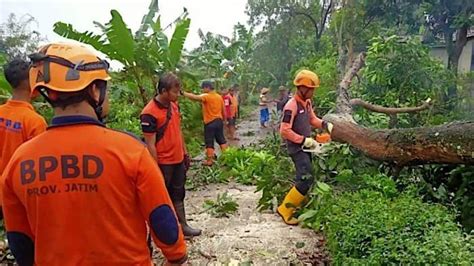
[318,0,333,38]
[335,52,365,114]
[350,98,433,115]
[289,9,319,39]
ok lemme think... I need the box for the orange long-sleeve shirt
[1,115,187,265]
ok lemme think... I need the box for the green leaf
[168,18,191,69]
[151,15,162,33]
[53,22,113,56]
[318,159,327,170]
[298,210,318,222]
[136,0,159,39]
[316,182,331,193]
[0,53,12,93]
[335,169,353,183]
[106,10,136,65]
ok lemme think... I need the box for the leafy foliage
[203,192,239,218]
[219,147,272,185]
[168,19,190,68]
[186,163,227,191]
[398,164,474,232]
[52,1,203,155]
[356,35,454,127]
[301,189,473,264]
[310,143,382,186]
[0,53,11,100]
[0,13,45,60]
[218,133,296,211]
[53,3,191,106]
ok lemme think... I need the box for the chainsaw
[302,130,331,153]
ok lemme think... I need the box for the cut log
[325,115,474,165]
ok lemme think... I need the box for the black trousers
[204,118,226,148]
[158,161,186,203]
[290,150,314,195]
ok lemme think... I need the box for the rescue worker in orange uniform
[223,88,239,140]
[182,81,227,166]
[278,70,334,225]
[228,87,239,140]
[0,59,47,218]
[140,72,201,237]
[1,43,188,265]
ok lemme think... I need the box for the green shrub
[302,189,473,264]
[311,143,382,186]
[186,163,227,190]
[399,164,474,232]
[220,138,295,211]
[107,99,142,136]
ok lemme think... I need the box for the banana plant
[53,0,191,106]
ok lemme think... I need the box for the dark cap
[201,81,214,89]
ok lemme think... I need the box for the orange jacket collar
[6,100,34,110]
[49,115,104,129]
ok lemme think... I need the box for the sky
[0,0,249,50]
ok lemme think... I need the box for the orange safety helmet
[29,42,110,94]
[293,70,320,89]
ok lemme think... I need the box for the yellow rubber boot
[277,186,306,225]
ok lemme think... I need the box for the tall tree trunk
[336,3,346,78]
[447,25,468,75]
[444,25,468,109]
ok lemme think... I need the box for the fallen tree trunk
[325,116,474,165]
[325,52,474,166]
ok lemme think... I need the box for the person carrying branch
[140,72,202,237]
[182,81,227,166]
[1,43,188,265]
[278,70,334,225]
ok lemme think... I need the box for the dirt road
[154,111,328,265]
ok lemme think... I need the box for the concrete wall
[429,39,473,73]
[430,47,449,66]
[458,40,473,73]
